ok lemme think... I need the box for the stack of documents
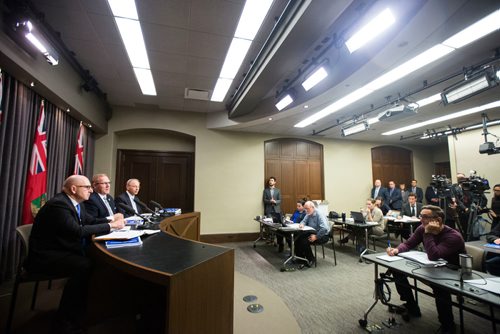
[95,229,160,241]
[125,216,144,226]
[484,243,500,249]
[105,236,143,249]
[398,251,447,266]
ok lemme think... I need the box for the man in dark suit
[399,193,423,239]
[387,180,402,210]
[262,176,283,251]
[84,173,116,221]
[425,185,440,205]
[115,178,144,217]
[370,179,388,203]
[410,179,424,203]
[26,175,125,333]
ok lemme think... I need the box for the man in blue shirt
[295,201,330,269]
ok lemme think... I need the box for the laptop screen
[270,212,284,226]
[350,211,365,223]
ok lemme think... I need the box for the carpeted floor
[226,238,498,334]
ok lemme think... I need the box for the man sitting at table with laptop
[386,205,465,334]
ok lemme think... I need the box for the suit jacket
[425,186,439,204]
[370,187,389,202]
[387,188,402,210]
[410,186,424,203]
[115,192,143,217]
[263,187,281,215]
[84,192,116,221]
[26,193,111,271]
[401,202,423,217]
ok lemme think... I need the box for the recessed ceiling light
[304,105,309,109]
[66,108,70,112]
[30,81,35,87]
[268,117,273,121]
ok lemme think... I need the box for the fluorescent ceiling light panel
[25,33,47,53]
[107,0,138,19]
[408,93,442,109]
[366,44,454,91]
[275,94,293,111]
[294,9,499,128]
[443,75,489,104]
[442,9,500,49]
[465,120,500,131]
[345,8,395,53]
[367,117,379,125]
[235,0,274,40]
[133,68,156,95]
[115,18,150,69]
[382,100,500,135]
[496,69,500,80]
[294,87,373,127]
[211,78,233,102]
[342,122,368,136]
[220,38,253,79]
[302,67,328,91]
[211,0,274,102]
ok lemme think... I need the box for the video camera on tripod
[430,175,453,198]
[461,170,490,194]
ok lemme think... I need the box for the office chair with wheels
[5,224,66,334]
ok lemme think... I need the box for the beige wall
[432,143,450,163]
[448,127,500,193]
[116,129,195,152]
[96,107,437,235]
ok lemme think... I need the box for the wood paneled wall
[265,139,324,214]
[371,146,413,186]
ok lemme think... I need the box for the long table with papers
[361,252,500,333]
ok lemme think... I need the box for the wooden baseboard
[200,233,260,244]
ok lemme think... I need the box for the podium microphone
[118,203,136,215]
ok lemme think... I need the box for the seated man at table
[339,198,384,245]
[398,193,423,239]
[485,220,500,276]
[295,201,330,269]
[386,205,465,334]
[26,175,125,333]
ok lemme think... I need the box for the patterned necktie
[103,196,114,216]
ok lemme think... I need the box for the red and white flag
[22,101,47,225]
[73,122,84,175]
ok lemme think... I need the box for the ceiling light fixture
[275,94,294,111]
[294,9,500,129]
[16,20,59,65]
[302,66,328,91]
[341,121,369,136]
[107,0,156,96]
[345,8,396,53]
[211,0,274,102]
[407,93,442,109]
[382,100,500,136]
[441,74,493,105]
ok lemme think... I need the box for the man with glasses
[26,175,125,334]
[84,173,118,222]
[386,205,465,334]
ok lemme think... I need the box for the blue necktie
[76,204,81,219]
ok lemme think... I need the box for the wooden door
[371,146,413,186]
[116,150,194,212]
[264,139,324,214]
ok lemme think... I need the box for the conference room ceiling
[24,0,500,145]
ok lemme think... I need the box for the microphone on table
[150,200,164,210]
[118,203,152,223]
[134,198,155,214]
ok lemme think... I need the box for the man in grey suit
[263,176,283,252]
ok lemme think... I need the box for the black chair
[312,231,337,267]
[5,225,66,334]
[369,232,389,250]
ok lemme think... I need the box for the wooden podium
[88,212,234,333]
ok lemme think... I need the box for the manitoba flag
[22,101,47,225]
[73,122,84,175]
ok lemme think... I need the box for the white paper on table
[376,254,405,262]
[397,251,446,266]
[95,230,144,240]
[465,277,500,295]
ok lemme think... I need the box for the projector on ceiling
[377,104,417,122]
[479,142,500,155]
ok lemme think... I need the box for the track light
[441,70,496,105]
[341,121,368,137]
[15,20,59,65]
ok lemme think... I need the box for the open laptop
[350,211,365,224]
[270,212,287,227]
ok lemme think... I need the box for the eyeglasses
[76,185,92,189]
[96,182,111,185]
[420,215,436,220]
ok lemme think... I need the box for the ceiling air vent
[184,88,210,101]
